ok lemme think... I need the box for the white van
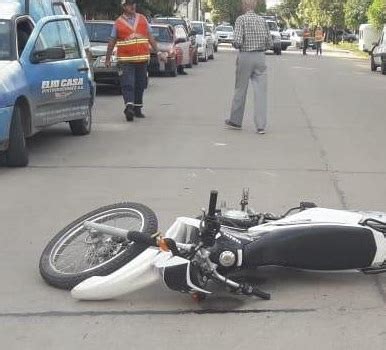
[359,24,380,52]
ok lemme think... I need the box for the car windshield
[216,26,233,32]
[296,30,304,37]
[0,20,11,60]
[86,23,113,43]
[267,22,278,31]
[151,26,173,43]
[192,23,203,35]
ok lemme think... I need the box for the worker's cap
[122,0,137,5]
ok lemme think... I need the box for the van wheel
[371,56,377,71]
[69,106,92,136]
[6,105,28,167]
[381,62,386,75]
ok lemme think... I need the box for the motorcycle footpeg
[241,283,271,300]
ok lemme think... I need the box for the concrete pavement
[0,46,385,349]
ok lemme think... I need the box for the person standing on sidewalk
[303,24,311,55]
[315,26,324,56]
[105,0,163,121]
[225,0,272,134]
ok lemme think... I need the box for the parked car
[280,30,291,51]
[336,29,357,43]
[206,22,218,52]
[148,24,181,77]
[287,28,303,48]
[370,25,386,75]
[266,20,282,55]
[191,21,215,61]
[173,25,193,73]
[286,28,315,50]
[85,20,119,86]
[0,0,95,167]
[215,25,234,45]
[152,17,198,65]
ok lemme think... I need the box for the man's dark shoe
[134,107,145,118]
[225,119,241,130]
[124,105,134,121]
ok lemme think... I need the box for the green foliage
[367,0,386,29]
[344,0,372,30]
[76,0,176,19]
[209,0,266,25]
[298,0,346,28]
[269,0,301,27]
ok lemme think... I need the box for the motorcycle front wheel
[39,202,158,290]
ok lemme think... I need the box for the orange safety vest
[115,14,150,63]
[315,30,324,42]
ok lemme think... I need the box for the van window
[34,19,81,60]
[0,20,11,60]
[17,18,34,56]
[53,3,67,15]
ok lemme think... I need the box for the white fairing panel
[71,248,160,300]
[71,217,200,300]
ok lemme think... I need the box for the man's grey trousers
[229,51,267,130]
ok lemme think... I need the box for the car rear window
[151,26,173,43]
[86,23,113,43]
[192,23,203,35]
[216,26,233,32]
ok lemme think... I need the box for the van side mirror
[31,47,66,63]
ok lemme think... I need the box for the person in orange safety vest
[315,26,325,56]
[106,0,164,121]
[303,24,311,56]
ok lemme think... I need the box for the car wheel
[209,47,214,60]
[381,62,386,75]
[282,46,288,51]
[203,48,208,62]
[5,105,28,167]
[169,62,178,77]
[371,56,377,72]
[186,55,193,68]
[69,105,92,136]
[193,51,198,65]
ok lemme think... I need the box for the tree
[269,0,301,27]
[344,0,372,30]
[367,0,386,29]
[209,0,266,25]
[76,0,176,19]
[298,0,346,28]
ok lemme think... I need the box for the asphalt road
[1,45,386,349]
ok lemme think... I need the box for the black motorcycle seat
[244,224,377,270]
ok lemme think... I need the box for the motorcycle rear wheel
[39,202,158,290]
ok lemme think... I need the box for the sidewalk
[323,42,369,60]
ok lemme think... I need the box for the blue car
[0,1,95,167]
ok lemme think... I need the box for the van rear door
[19,15,93,127]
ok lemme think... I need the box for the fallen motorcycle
[39,190,386,300]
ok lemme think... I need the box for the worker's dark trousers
[119,63,148,109]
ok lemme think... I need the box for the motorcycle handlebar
[127,231,157,246]
[208,190,218,217]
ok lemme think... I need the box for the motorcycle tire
[39,202,158,290]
